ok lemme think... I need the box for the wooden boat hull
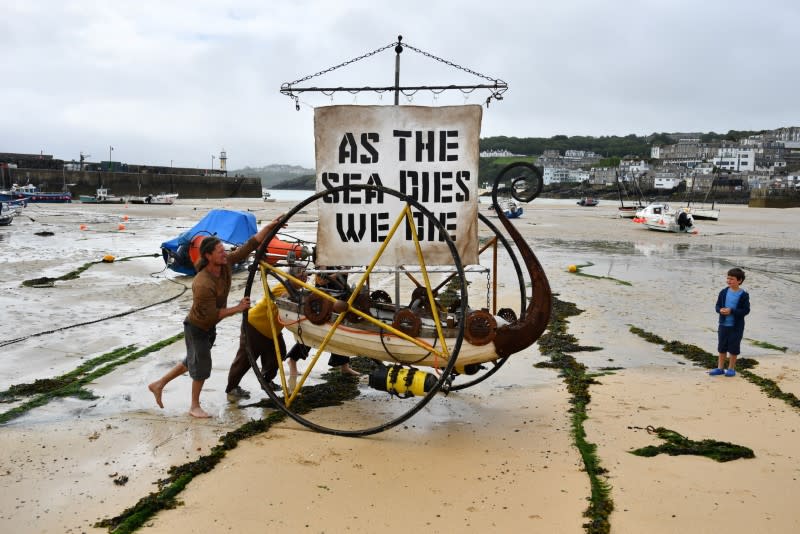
[278,306,501,367]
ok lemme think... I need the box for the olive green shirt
[185,237,259,331]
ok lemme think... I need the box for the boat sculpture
[243,162,552,436]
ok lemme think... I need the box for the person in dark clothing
[286,266,360,376]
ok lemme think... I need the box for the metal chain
[281,38,506,90]
[402,42,505,85]
[282,41,398,89]
[485,268,491,310]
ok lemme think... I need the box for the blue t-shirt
[723,289,743,327]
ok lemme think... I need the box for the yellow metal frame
[256,202,455,406]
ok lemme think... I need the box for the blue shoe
[725,369,736,377]
[709,368,724,376]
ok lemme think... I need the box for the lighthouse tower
[219,149,227,172]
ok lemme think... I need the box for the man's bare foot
[188,406,211,418]
[148,382,164,408]
[340,364,360,376]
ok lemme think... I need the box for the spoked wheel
[242,184,468,437]
[447,212,528,391]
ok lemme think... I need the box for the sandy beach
[1,196,799,533]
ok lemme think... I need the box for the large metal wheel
[242,184,468,436]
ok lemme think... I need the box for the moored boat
[128,192,178,205]
[633,203,697,233]
[79,188,125,204]
[8,184,71,203]
[501,199,523,218]
[577,197,599,207]
[0,202,19,226]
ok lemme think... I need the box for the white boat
[129,192,178,205]
[263,191,276,202]
[687,206,720,221]
[0,202,19,226]
[80,188,125,204]
[633,203,697,233]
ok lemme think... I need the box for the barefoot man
[149,216,282,418]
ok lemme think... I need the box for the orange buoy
[188,234,208,266]
[80,224,87,230]
[118,223,126,230]
[264,237,307,265]
[122,215,129,221]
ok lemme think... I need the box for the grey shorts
[182,321,216,380]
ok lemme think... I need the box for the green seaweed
[536,295,612,534]
[96,368,363,532]
[0,333,184,424]
[21,253,160,287]
[629,426,754,462]
[745,338,788,352]
[569,261,632,286]
[629,326,800,412]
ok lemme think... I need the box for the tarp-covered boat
[160,209,258,276]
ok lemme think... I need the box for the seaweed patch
[629,326,800,412]
[536,295,612,534]
[567,262,632,286]
[95,366,363,532]
[629,426,754,462]
[0,333,184,424]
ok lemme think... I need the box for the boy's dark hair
[727,267,745,282]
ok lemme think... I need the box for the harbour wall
[5,168,262,198]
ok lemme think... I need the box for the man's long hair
[195,236,221,272]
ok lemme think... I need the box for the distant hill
[228,164,315,187]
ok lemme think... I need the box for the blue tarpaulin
[160,209,257,276]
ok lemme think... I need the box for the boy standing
[709,267,750,377]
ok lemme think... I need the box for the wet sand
[1,198,799,533]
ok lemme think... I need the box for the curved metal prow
[490,162,552,357]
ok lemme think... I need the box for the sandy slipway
[1,198,799,533]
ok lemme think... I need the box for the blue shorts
[717,326,742,356]
[182,321,216,380]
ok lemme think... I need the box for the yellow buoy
[102,255,115,263]
[568,265,578,273]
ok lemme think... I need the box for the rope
[0,283,188,348]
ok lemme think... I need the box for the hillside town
[482,126,800,195]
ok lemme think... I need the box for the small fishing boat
[263,191,276,202]
[80,188,125,204]
[633,203,697,233]
[8,184,71,203]
[0,202,19,226]
[616,172,645,218]
[128,192,178,205]
[577,197,599,207]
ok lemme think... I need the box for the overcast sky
[2,0,798,170]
